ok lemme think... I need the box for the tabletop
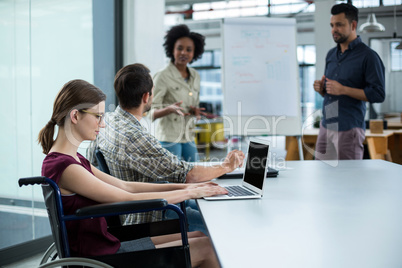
[197,160,402,268]
[386,116,402,129]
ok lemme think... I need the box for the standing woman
[37,79,225,267]
[151,24,206,162]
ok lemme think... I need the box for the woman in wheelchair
[38,79,227,267]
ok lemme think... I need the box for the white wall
[314,0,337,80]
[123,0,166,75]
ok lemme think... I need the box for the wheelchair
[19,176,191,268]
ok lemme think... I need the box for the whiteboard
[222,17,302,136]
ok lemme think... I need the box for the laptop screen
[243,141,269,190]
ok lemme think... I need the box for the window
[297,45,316,124]
[190,50,223,115]
[192,0,315,20]
[168,0,401,21]
[390,41,402,71]
[336,0,401,7]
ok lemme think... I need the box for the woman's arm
[92,163,223,195]
[152,101,188,120]
[92,164,190,192]
[60,164,227,205]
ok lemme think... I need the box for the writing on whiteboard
[223,18,300,118]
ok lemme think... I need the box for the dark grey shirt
[322,36,385,131]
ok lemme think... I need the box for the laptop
[204,140,269,201]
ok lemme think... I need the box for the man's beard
[144,103,152,113]
[333,32,348,44]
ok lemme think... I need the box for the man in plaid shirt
[88,63,244,231]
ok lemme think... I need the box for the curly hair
[163,24,205,64]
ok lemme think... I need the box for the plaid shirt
[87,106,193,224]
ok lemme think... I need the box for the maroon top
[42,152,120,257]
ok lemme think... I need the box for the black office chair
[19,176,191,268]
[94,148,122,227]
[95,148,110,175]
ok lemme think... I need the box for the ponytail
[38,119,57,155]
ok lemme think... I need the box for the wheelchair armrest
[75,199,168,217]
[19,176,47,187]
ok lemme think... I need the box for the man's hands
[325,78,345,96]
[314,76,345,96]
[222,150,245,172]
[313,75,326,97]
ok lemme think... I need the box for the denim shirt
[322,36,385,131]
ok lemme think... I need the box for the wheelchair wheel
[40,243,58,264]
[38,257,113,268]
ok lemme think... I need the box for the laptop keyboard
[224,185,257,197]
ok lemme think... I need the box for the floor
[2,137,288,267]
[2,253,43,268]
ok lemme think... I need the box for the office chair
[19,176,191,268]
[94,148,110,175]
[94,148,122,227]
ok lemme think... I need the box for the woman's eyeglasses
[80,110,105,124]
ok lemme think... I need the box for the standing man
[88,63,244,233]
[314,3,385,160]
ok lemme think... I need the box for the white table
[197,160,402,268]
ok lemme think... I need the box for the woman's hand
[168,101,189,116]
[188,182,228,199]
[189,106,207,120]
[185,181,219,190]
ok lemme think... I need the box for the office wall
[0,0,93,248]
[123,0,166,75]
[0,0,93,200]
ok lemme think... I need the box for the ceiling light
[359,13,385,33]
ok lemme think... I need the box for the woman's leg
[151,230,204,245]
[181,141,199,162]
[160,141,182,160]
[151,231,219,268]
